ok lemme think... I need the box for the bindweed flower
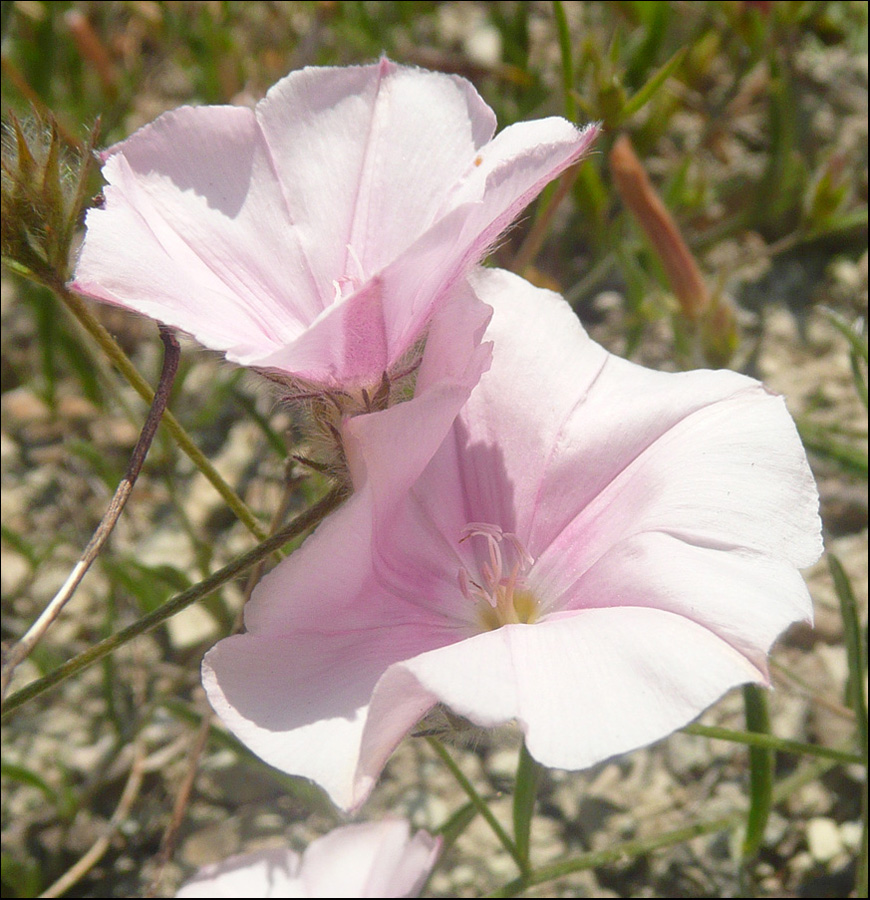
[203,267,822,812]
[175,819,440,898]
[70,57,597,406]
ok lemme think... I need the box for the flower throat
[458,523,539,631]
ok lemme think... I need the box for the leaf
[820,307,868,364]
[619,46,686,122]
[797,421,868,478]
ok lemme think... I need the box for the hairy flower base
[262,335,426,483]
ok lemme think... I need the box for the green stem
[512,741,541,872]
[488,747,845,898]
[682,722,862,766]
[54,281,269,541]
[490,811,737,898]
[426,737,525,875]
[741,684,774,862]
[1,486,345,718]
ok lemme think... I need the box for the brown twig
[1,326,181,702]
[39,742,148,898]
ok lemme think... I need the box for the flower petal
[451,269,821,568]
[72,60,596,386]
[202,292,492,809]
[175,821,440,898]
[544,531,812,665]
[70,105,322,364]
[257,57,496,285]
[175,847,302,898]
[374,122,600,359]
[529,367,823,599]
[299,820,440,898]
[376,608,768,771]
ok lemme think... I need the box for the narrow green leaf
[827,553,868,898]
[67,439,124,491]
[1,1,15,41]
[101,557,194,615]
[820,307,869,364]
[0,523,40,568]
[828,554,868,764]
[806,206,869,240]
[232,388,289,458]
[436,801,478,849]
[619,46,686,122]
[798,420,868,477]
[850,352,869,410]
[683,723,862,766]
[0,761,57,803]
[1,851,43,900]
[625,0,671,87]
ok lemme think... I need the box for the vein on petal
[342,60,389,283]
[533,379,765,569]
[253,122,334,317]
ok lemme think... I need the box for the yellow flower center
[457,524,539,631]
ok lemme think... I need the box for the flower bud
[1,111,98,285]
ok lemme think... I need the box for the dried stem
[39,742,148,898]
[1,326,181,702]
[144,715,213,898]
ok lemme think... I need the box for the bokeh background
[1,2,867,897]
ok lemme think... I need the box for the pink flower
[203,267,822,812]
[175,819,441,898]
[70,58,597,392]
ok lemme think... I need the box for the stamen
[461,522,503,540]
[458,567,471,601]
[505,532,535,570]
[346,243,366,282]
[456,524,539,629]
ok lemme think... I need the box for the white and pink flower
[175,819,440,898]
[203,268,822,811]
[71,58,596,393]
